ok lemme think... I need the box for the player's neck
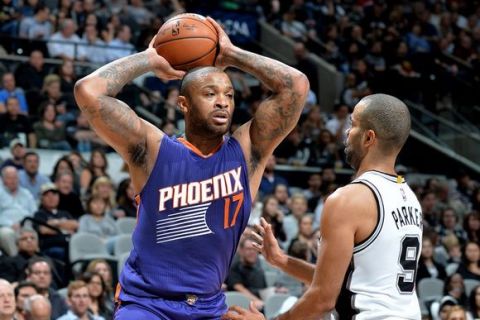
[355,155,397,179]
[182,133,224,156]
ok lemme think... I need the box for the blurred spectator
[66,112,107,152]
[0,166,36,255]
[85,260,114,304]
[471,189,480,212]
[456,241,480,281]
[106,25,135,61]
[0,0,20,36]
[14,281,38,320]
[49,156,75,185]
[283,193,308,246]
[307,129,340,168]
[56,60,76,97]
[293,42,318,96]
[14,50,49,95]
[33,183,78,261]
[422,190,441,228]
[78,194,119,253]
[341,73,370,108]
[40,74,76,124]
[25,258,67,319]
[47,18,86,60]
[436,208,468,245]
[302,173,322,203]
[18,4,52,41]
[126,0,153,27]
[80,25,108,65]
[281,9,307,42]
[0,279,16,320]
[0,72,29,114]
[287,215,315,262]
[261,195,286,243]
[33,101,71,150]
[273,183,290,215]
[443,273,468,307]
[80,272,113,319]
[432,295,459,320]
[80,149,108,196]
[0,139,25,170]
[259,155,288,197]
[463,211,480,243]
[10,228,62,287]
[114,177,136,218]
[18,151,51,201]
[468,285,480,320]
[153,86,183,128]
[325,103,350,145]
[446,305,467,320]
[0,97,36,148]
[57,280,105,320]
[300,106,323,140]
[443,234,462,265]
[274,126,310,166]
[90,176,116,217]
[55,172,84,220]
[226,238,266,311]
[416,236,447,284]
[23,293,52,320]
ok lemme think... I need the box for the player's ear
[177,95,188,114]
[365,129,375,146]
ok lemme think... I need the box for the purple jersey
[117,135,252,300]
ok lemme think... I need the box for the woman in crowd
[33,101,71,150]
[261,195,287,243]
[417,236,447,283]
[80,149,109,195]
[457,241,480,281]
[81,271,114,319]
[115,178,137,218]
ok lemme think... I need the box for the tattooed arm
[74,47,184,192]
[208,18,309,198]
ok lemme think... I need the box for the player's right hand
[251,218,287,269]
[146,37,185,80]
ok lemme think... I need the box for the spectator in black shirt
[0,97,36,148]
[0,139,26,170]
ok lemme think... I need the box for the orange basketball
[153,13,218,71]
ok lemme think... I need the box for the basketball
[153,13,218,71]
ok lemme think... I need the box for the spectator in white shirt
[80,25,108,65]
[57,281,104,320]
[106,25,135,62]
[47,19,86,60]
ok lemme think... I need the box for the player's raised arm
[74,43,184,191]
[207,18,309,179]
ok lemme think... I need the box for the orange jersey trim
[114,283,122,303]
[177,137,224,158]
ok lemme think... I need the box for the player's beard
[345,137,364,171]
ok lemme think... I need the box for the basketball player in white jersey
[223,93,423,320]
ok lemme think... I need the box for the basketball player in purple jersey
[74,17,309,320]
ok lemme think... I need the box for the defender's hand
[222,302,266,320]
[206,17,236,70]
[251,218,287,269]
[146,38,185,80]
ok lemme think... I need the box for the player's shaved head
[180,66,226,97]
[358,93,411,153]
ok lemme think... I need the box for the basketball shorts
[114,291,227,320]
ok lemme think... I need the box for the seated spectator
[18,151,51,201]
[33,101,72,150]
[274,241,307,297]
[47,19,86,61]
[126,0,153,27]
[302,173,322,212]
[261,195,286,243]
[57,280,105,320]
[436,208,468,245]
[14,281,38,320]
[66,112,107,152]
[287,215,315,262]
[227,238,266,311]
[0,0,20,36]
[55,172,84,220]
[274,126,310,166]
[446,305,467,320]
[283,193,309,246]
[90,176,117,217]
[23,294,52,320]
[18,4,52,41]
[307,129,341,168]
[114,178,136,218]
[80,25,108,65]
[153,86,183,128]
[281,9,307,42]
[40,74,76,124]
[14,51,49,115]
[259,155,288,197]
[456,241,480,281]
[325,103,350,145]
[50,156,75,186]
[25,258,67,319]
[33,183,78,261]
[0,279,16,320]
[80,272,113,319]
[106,25,135,62]
[80,149,109,196]
[0,166,36,255]
[468,285,480,320]
[0,72,29,114]
[85,260,114,304]
[273,183,290,215]
[56,60,76,100]
[78,195,119,254]
[417,236,447,284]
[0,139,26,170]
[0,97,36,148]
[463,211,480,243]
[10,228,62,287]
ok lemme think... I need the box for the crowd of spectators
[0,0,480,319]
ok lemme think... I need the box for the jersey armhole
[351,180,385,254]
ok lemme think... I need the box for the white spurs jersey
[335,171,423,320]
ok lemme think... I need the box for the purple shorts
[114,291,227,320]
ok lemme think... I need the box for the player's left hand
[206,17,235,70]
[146,36,186,80]
[221,302,266,320]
